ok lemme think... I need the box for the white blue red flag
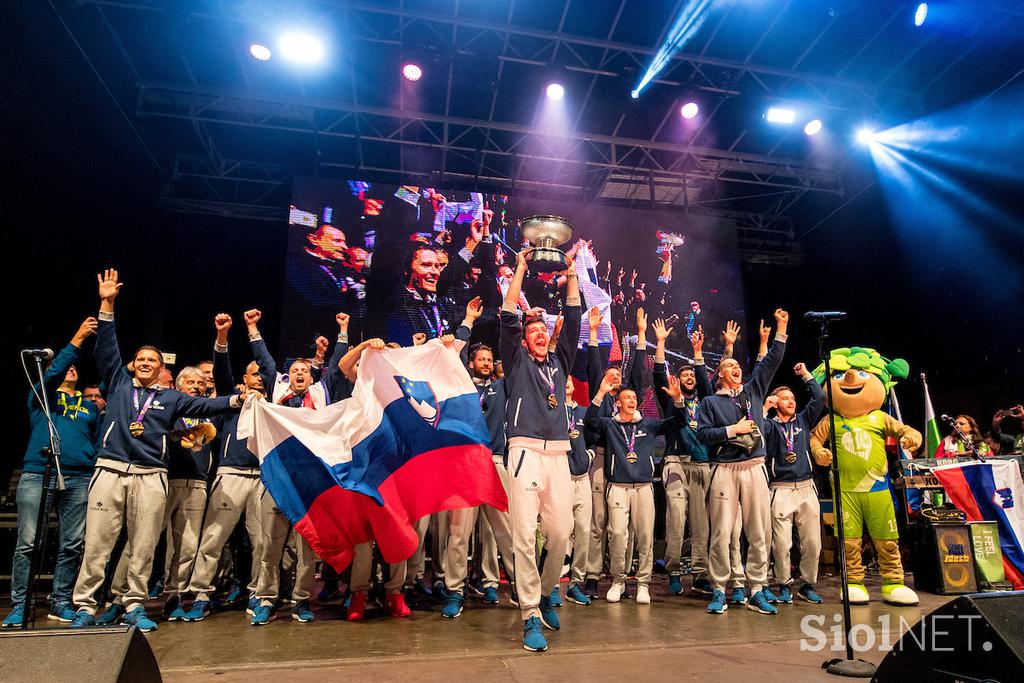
[237,339,507,570]
[932,459,1024,589]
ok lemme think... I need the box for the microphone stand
[817,320,876,678]
[22,353,66,630]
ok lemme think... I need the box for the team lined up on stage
[11,252,1001,654]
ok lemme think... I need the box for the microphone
[803,311,847,321]
[940,414,954,423]
[22,348,54,360]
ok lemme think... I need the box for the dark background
[3,2,1022,487]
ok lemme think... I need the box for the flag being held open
[237,339,507,571]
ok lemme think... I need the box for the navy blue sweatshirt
[585,341,646,449]
[765,377,825,483]
[94,314,239,469]
[652,358,712,463]
[566,403,591,477]
[499,303,581,447]
[212,344,260,469]
[456,323,507,456]
[585,402,682,483]
[166,417,214,480]
[696,335,787,463]
[23,343,100,476]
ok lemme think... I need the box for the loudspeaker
[0,625,161,682]
[873,591,1024,682]
[913,520,978,594]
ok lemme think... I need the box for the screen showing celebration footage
[281,177,746,378]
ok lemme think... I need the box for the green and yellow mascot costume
[810,347,922,606]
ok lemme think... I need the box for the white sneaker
[636,585,651,604]
[606,580,625,603]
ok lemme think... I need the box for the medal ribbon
[420,300,444,338]
[537,364,556,397]
[132,388,157,425]
[618,422,637,453]
[684,397,697,424]
[729,393,752,420]
[777,420,795,452]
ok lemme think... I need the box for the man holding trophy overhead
[499,216,581,653]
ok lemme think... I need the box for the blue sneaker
[433,580,449,602]
[549,585,563,608]
[122,606,158,632]
[183,600,210,622]
[441,592,465,618]
[482,586,499,604]
[71,609,96,628]
[747,590,778,615]
[761,586,781,604]
[522,616,547,652]
[246,597,260,616]
[96,603,125,625]
[538,595,560,630]
[292,601,314,623]
[168,605,188,621]
[2,605,25,628]
[728,587,747,605]
[565,584,591,606]
[48,602,78,623]
[706,590,728,614]
[798,584,824,604]
[668,575,684,595]
[776,585,794,604]
[147,582,163,600]
[250,604,273,626]
[691,577,713,596]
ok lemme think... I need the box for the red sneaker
[347,591,368,621]
[386,593,411,618]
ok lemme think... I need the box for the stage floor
[129,573,952,682]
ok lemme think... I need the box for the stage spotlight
[249,43,272,61]
[402,63,423,81]
[279,32,325,64]
[631,89,640,100]
[546,83,565,100]
[914,3,928,26]
[765,107,796,124]
[804,119,823,136]
[857,128,877,145]
[680,102,699,119]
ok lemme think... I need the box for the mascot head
[813,347,909,418]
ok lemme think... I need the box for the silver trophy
[519,214,575,273]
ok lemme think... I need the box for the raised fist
[214,313,232,332]
[244,309,262,325]
[336,313,350,331]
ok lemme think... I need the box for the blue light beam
[632,0,725,98]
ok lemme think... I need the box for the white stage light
[804,119,823,136]
[280,33,325,64]
[249,44,272,61]
[914,3,928,27]
[856,128,877,145]
[766,107,796,124]
[680,102,699,119]
[546,83,565,100]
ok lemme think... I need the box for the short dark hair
[133,345,164,365]
[676,364,695,377]
[469,344,493,362]
[604,363,622,374]
[772,385,793,397]
[523,315,547,336]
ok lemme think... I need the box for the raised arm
[626,307,647,404]
[30,318,97,408]
[94,269,126,387]
[556,255,582,370]
[795,362,826,424]
[338,338,385,383]
[585,306,606,400]
[321,313,350,393]
[656,374,685,434]
[245,308,277,390]
[499,249,530,366]
[585,374,617,435]
[722,320,739,360]
[651,318,673,415]
[457,296,482,365]
[212,313,237,396]
[757,319,771,362]
[747,308,789,396]
[691,326,713,399]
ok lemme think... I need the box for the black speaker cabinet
[873,591,1024,682]
[0,625,161,682]
[913,520,978,594]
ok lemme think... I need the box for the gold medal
[786,451,797,464]
[129,421,145,438]
[626,451,638,463]
[547,393,558,410]
[689,420,698,429]
[569,429,580,439]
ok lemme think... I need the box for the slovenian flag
[921,373,942,457]
[932,459,1024,589]
[237,339,507,571]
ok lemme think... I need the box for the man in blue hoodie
[652,318,716,597]
[3,318,100,628]
[70,269,248,632]
[563,374,593,607]
[696,308,788,617]
[178,312,272,622]
[763,363,826,605]
[586,315,685,605]
[499,248,581,653]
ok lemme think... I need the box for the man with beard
[652,318,715,598]
[499,248,581,653]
